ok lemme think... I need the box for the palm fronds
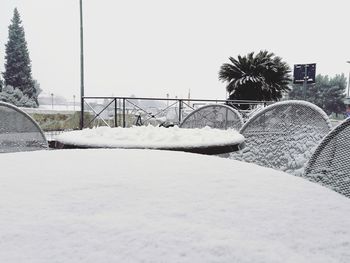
[219,50,291,102]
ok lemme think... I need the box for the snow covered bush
[0,85,38,108]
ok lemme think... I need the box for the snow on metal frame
[180,104,244,131]
[0,102,48,153]
[304,118,350,198]
[230,100,332,175]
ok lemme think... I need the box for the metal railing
[81,96,273,129]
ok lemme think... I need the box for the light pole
[79,0,85,129]
[345,61,350,117]
[51,93,54,110]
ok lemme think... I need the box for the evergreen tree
[289,74,346,116]
[2,8,38,106]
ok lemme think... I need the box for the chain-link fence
[230,100,332,175]
[304,118,350,197]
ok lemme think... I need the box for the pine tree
[3,8,38,106]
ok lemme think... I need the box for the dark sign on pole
[293,63,316,84]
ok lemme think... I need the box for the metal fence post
[80,97,84,129]
[114,98,117,127]
[178,99,182,124]
[123,98,126,128]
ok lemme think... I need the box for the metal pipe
[303,65,308,100]
[178,99,182,123]
[114,98,117,127]
[123,98,126,127]
[83,96,273,104]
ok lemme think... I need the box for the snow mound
[0,149,350,263]
[56,125,244,149]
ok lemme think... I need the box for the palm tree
[219,50,291,107]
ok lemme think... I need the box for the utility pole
[79,0,85,129]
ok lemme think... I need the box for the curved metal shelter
[0,102,48,153]
[304,118,350,197]
[230,100,332,175]
[180,104,244,130]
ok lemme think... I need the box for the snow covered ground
[0,149,350,263]
[56,126,245,149]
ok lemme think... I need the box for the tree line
[288,74,346,116]
[0,8,39,107]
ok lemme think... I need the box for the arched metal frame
[304,118,350,197]
[230,100,332,175]
[180,104,244,131]
[0,102,48,153]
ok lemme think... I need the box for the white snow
[56,125,245,149]
[0,149,350,263]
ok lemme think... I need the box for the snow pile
[1,149,350,263]
[56,125,244,149]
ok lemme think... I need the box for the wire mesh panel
[180,104,244,130]
[304,118,350,197]
[0,102,48,153]
[230,100,332,175]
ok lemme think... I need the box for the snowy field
[20,105,79,115]
[0,149,350,263]
[56,126,245,149]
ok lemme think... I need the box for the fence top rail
[83,96,273,104]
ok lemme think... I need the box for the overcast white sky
[0,0,349,101]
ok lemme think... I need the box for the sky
[0,0,349,101]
